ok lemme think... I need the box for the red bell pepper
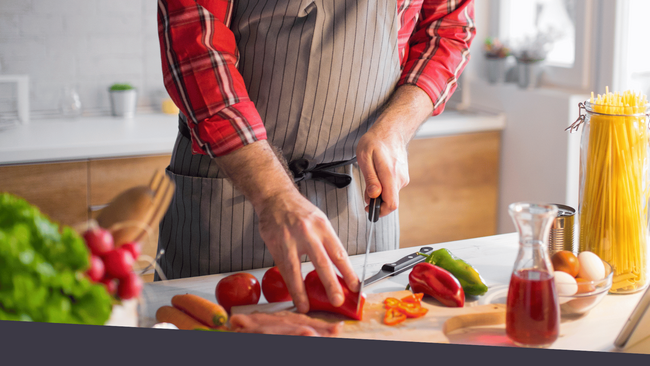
[408,262,465,307]
[304,270,365,320]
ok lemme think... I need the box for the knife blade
[356,195,382,314]
[362,246,434,287]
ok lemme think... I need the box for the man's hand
[356,85,434,216]
[257,190,359,313]
[214,141,359,314]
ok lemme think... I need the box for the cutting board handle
[442,304,507,335]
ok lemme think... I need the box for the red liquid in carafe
[506,269,559,347]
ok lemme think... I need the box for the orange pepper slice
[384,306,407,325]
[384,297,401,309]
[383,293,428,325]
[398,303,429,318]
[401,293,424,304]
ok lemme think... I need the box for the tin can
[548,204,575,254]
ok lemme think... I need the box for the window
[495,0,594,91]
[501,0,576,67]
[617,0,650,96]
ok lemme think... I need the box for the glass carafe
[507,202,560,348]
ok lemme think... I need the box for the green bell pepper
[419,248,488,296]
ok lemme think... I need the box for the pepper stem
[418,252,436,265]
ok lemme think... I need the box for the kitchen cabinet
[399,131,501,248]
[0,154,171,282]
[0,161,89,225]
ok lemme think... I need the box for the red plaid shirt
[158,0,476,158]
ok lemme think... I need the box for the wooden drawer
[0,161,89,226]
[399,131,501,248]
[89,155,171,207]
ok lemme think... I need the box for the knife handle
[368,196,382,222]
[381,246,434,273]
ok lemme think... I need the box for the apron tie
[180,117,356,189]
[289,157,357,189]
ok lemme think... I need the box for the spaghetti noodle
[579,89,649,293]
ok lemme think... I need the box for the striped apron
[157,0,402,280]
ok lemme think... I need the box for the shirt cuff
[189,101,268,158]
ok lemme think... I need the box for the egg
[152,322,179,330]
[577,251,605,281]
[551,250,580,277]
[576,277,596,294]
[554,271,578,297]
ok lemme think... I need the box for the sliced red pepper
[384,306,407,325]
[384,297,401,309]
[398,303,429,318]
[304,270,365,320]
[401,293,424,304]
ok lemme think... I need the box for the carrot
[155,305,210,330]
[171,294,228,327]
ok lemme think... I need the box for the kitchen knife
[357,196,382,314]
[362,246,434,287]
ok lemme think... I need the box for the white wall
[465,0,588,234]
[469,81,585,233]
[0,0,163,115]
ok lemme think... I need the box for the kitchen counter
[0,113,179,165]
[140,233,644,352]
[0,109,504,165]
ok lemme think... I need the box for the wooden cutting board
[232,290,506,343]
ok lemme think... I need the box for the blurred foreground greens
[0,193,112,325]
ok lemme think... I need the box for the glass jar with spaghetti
[567,90,650,294]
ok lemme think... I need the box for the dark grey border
[0,320,648,365]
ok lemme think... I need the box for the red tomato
[118,272,143,300]
[262,266,292,303]
[86,255,105,282]
[215,273,261,313]
[103,248,134,279]
[83,227,114,256]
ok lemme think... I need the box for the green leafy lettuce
[0,193,112,325]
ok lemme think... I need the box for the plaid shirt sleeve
[158,0,266,158]
[397,0,476,116]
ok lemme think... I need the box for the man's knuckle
[313,256,330,269]
[331,248,347,262]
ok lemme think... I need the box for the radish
[120,242,142,261]
[86,255,105,282]
[103,248,134,279]
[100,277,118,295]
[83,228,114,256]
[118,272,143,300]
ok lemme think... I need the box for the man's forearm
[211,139,359,312]
[213,140,296,213]
[374,84,435,145]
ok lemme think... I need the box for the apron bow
[289,157,357,189]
